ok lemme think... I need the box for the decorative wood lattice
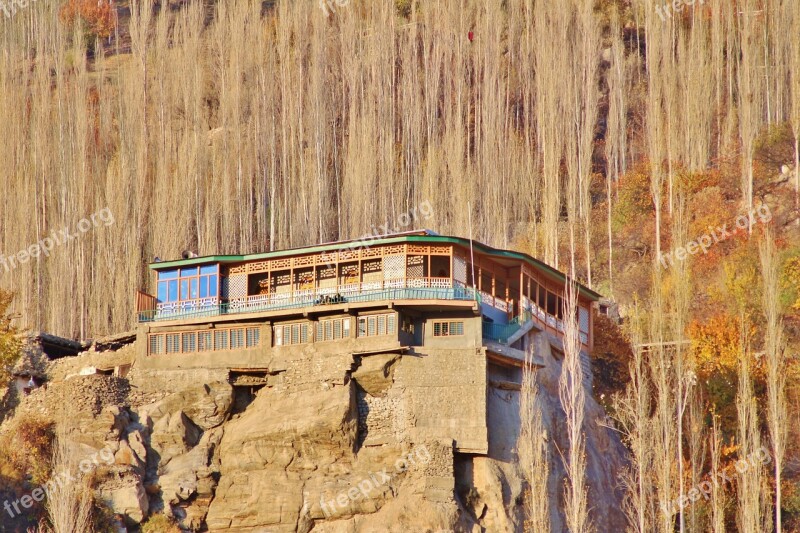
[294,255,315,266]
[362,259,382,273]
[317,265,336,278]
[407,245,428,254]
[228,265,247,275]
[228,274,247,299]
[362,247,381,258]
[383,245,405,255]
[248,260,270,273]
[407,255,424,278]
[383,255,404,279]
[430,245,451,255]
[340,264,359,277]
[270,258,291,269]
[319,253,337,264]
[453,256,467,283]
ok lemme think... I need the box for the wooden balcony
[137,277,478,323]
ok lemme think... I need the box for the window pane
[200,265,217,275]
[209,275,218,297]
[343,319,350,337]
[333,320,341,340]
[300,324,308,344]
[190,278,199,299]
[434,323,441,336]
[358,318,366,337]
[166,334,180,353]
[231,329,244,349]
[199,277,208,298]
[182,332,196,353]
[181,267,199,277]
[378,315,386,336]
[546,292,557,315]
[214,331,229,351]
[149,334,164,355]
[325,321,333,341]
[388,314,396,334]
[291,324,299,344]
[157,282,168,302]
[450,322,464,335]
[180,279,189,300]
[274,326,283,346]
[368,317,376,336]
[168,280,178,302]
[158,270,178,280]
[198,332,212,351]
[316,323,323,342]
[246,327,260,347]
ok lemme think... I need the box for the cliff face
[0,334,628,532]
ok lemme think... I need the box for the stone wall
[394,346,488,454]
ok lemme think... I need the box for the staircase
[482,311,535,345]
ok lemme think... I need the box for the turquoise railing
[138,286,480,323]
[482,310,533,344]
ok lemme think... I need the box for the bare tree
[44,430,94,533]
[736,321,767,532]
[760,231,788,533]
[518,346,550,532]
[709,413,726,533]
[613,313,653,533]
[559,281,592,533]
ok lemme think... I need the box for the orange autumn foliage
[59,0,116,41]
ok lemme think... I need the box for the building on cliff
[133,230,600,455]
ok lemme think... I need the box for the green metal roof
[149,232,603,301]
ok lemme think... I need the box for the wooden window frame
[433,320,465,337]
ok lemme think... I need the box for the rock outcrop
[0,332,629,532]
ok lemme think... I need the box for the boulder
[140,381,233,431]
[97,473,150,525]
[150,411,202,467]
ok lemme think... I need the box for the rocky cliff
[0,333,628,532]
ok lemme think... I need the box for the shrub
[590,312,633,412]
[140,513,181,533]
[0,289,21,388]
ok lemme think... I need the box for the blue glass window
[158,269,179,280]
[168,280,178,302]
[157,282,168,302]
[156,265,218,303]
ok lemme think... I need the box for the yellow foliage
[782,255,800,311]
[689,315,743,375]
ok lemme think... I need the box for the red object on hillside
[468,31,474,42]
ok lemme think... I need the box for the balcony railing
[137,278,480,322]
